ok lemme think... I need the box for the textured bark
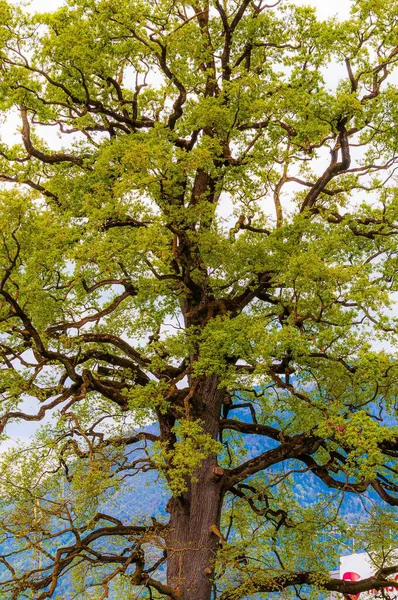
[166,376,225,600]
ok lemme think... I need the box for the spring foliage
[0,0,397,598]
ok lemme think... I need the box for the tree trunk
[166,376,225,600]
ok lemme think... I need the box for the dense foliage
[0,0,397,598]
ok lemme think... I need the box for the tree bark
[166,376,225,600]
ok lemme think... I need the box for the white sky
[20,0,352,18]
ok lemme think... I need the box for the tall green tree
[0,0,397,598]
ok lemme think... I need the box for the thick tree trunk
[166,461,224,600]
[166,376,225,600]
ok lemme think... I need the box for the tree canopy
[0,0,397,598]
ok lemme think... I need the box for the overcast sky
[19,0,352,19]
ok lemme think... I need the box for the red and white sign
[339,553,398,599]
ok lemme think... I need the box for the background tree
[0,0,397,598]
